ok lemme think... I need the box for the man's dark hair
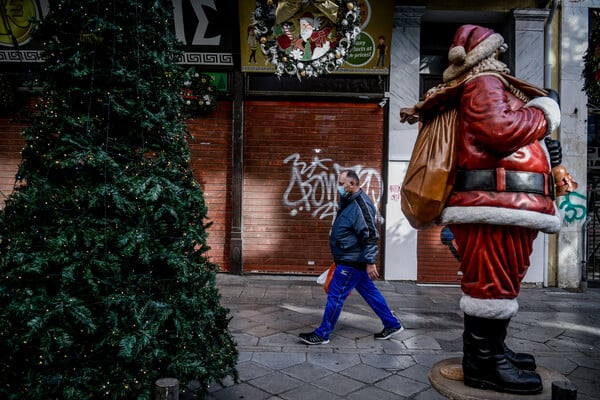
[342,169,360,185]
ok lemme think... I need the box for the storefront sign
[239,0,394,75]
[173,0,234,66]
[0,0,234,67]
[0,0,49,62]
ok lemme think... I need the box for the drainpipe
[543,0,558,287]
[544,0,558,89]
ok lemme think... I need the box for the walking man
[299,169,403,345]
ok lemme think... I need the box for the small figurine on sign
[401,24,576,395]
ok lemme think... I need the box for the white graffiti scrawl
[282,153,383,221]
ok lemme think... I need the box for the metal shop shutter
[187,102,233,272]
[243,100,384,275]
[0,118,26,205]
[417,225,461,284]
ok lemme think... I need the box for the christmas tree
[0,1,237,399]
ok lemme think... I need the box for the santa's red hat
[443,24,505,82]
[299,12,314,24]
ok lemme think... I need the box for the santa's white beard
[300,28,312,41]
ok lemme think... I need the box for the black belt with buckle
[454,169,554,198]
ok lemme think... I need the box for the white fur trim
[525,96,561,134]
[443,33,504,82]
[448,46,466,63]
[440,205,561,234]
[460,294,519,319]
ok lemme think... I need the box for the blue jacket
[329,189,379,269]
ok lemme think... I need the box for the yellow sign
[0,0,41,47]
[239,0,394,75]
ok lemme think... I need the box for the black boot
[504,343,537,371]
[501,319,537,371]
[462,314,543,395]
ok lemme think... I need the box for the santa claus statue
[402,24,565,395]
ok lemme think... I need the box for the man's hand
[367,264,379,280]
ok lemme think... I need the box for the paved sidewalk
[200,274,600,399]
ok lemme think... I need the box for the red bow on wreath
[275,0,339,24]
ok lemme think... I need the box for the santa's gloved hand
[545,137,562,167]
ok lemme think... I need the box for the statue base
[429,357,571,399]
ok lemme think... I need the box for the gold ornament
[347,2,354,11]
[260,36,268,44]
[282,56,288,62]
[275,0,339,25]
[267,0,274,5]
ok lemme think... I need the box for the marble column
[384,6,425,281]
[511,9,550,87]
[389,6,425,160]
[558,2,589,288]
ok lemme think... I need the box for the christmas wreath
[181,69,217,116]
[252,0,361,79]
[584,24,600,108]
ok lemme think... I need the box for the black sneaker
[299,332,329,345]
[374,325,404,340]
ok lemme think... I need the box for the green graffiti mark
[558,191,587,224]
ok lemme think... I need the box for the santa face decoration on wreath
[252,0,361,79]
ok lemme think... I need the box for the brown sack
[401,108,458,230]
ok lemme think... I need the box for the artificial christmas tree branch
[0,1,237,399]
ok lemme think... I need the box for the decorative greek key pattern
[0,50,44,62]
[0,50,234,66]
[178,52,233,66]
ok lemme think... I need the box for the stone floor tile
[412,353,462,368]
[313,373,366,396]
[231,332,259,346]
[375,374,430,397]
[513,325,566,343]
[236,360,273,381]
[229,316,265,330]
[206,382,272,400]
[307,351,362,372]
[257,332,300,346]
[412,387,449,400]
[536,355,578,374]
[237,351,253,363]
[360,353,415,370]
[252,351,306,370]
[403,334,442,350]
[340,363,392,383]
[281,361,335,382]
[249,371,305,395]
[279,384,344,400]
[398,363,432,384]
[345,386,402,400]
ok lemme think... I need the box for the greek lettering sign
[0,0,234,67]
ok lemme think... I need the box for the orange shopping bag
[323,263,336,294]
[316,263,350,295]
